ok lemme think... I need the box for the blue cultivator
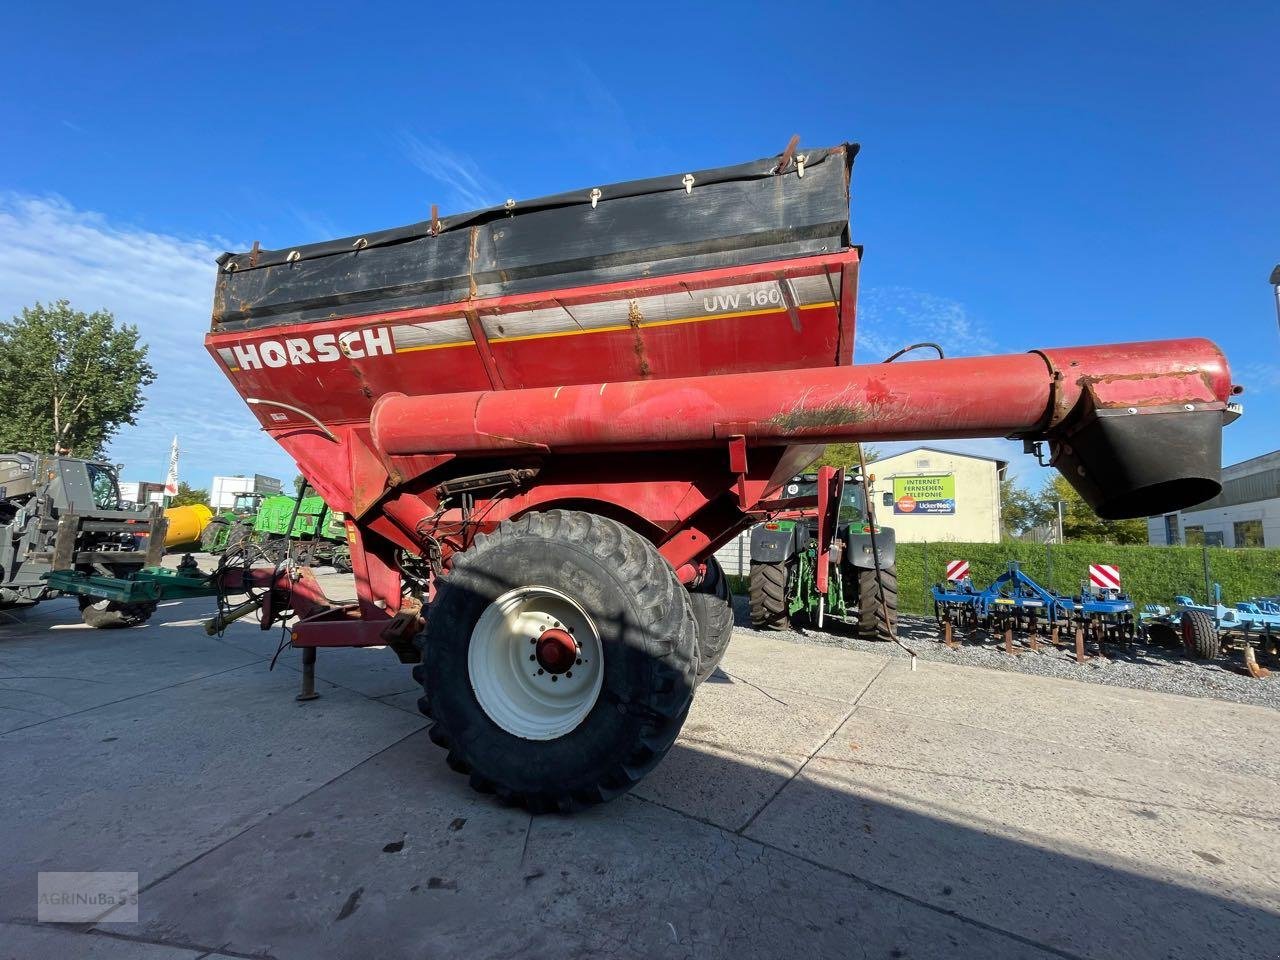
[932,561,1136,662]
[1141,585,1279,677]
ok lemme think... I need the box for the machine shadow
[650,732,1280,960]
[409,570,1275,958]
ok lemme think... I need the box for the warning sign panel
[892,475,955,515]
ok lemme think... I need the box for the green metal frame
[787,542,847,619]
[43,567,219,603]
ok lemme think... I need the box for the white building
[1148,451,1279,548]
[714,445,1008,575]
[210,474,282,510]
[870,446,1007,544]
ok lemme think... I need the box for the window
[1204,531,1225,547]
[85,464,119,510]
[1234,519,1264,548]
[1163,514,1179,545]
[1184,525,1204,546]
[788,477,865,526]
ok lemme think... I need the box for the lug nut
[529,654,536,661]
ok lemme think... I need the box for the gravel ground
[730,596,1280,711]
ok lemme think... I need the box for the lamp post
[1056,500,1066,544]
[1271,264,1280,334]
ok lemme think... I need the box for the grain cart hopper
[48,140,1237,810]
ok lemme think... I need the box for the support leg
[1075,625,1086,665]
[1004,620,1014,656]
[297,646,320,702]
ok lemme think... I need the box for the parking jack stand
[297,646,320,702]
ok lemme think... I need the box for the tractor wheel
[857,565,899,642]
[224,521,255,557]
[200,517,229,554]
[414,510,698,812]
[78,596,156,629]
[689,557,733,682]
[749,560,790,630]
[1180,609,1220,659]
[331,546,353,574]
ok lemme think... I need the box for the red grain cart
[201,141,1232,810]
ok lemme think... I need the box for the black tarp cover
[212,143,857,331]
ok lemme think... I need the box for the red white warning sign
[945,560,970,582]
[1089,564,1121,590]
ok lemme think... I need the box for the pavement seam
[111,725,429,909]
[735,658,891,836]
[0,920,276,960]
[855,703,1280,784]
[0,657,269,737]
[626,793,1090,960]
[208,633,424,708]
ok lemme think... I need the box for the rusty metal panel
[51,515,77,571]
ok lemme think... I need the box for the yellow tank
[163,503,213,548]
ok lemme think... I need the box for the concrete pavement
[1,589,1277,959]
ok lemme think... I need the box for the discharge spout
[370,337,1233,520]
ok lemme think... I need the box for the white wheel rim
[468,586,604,740]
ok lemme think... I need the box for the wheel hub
[535,628,578,674]
[467,585,604,740]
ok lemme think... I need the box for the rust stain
[627,300,652,379]
[467,226,481,300]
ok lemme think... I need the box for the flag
[164,435,179,497]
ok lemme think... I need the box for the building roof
[874,445,1009,470]
[1223,449,1280,480]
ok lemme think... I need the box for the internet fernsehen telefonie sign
[892,474,955,516]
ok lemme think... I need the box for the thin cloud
[396,132,504,212]
[0,195,298,489]
[856,286,998,361]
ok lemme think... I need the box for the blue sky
[0,1,1275,493]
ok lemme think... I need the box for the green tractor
[201,490,351,571]
[748,470,897,640]
[200,492,264,555]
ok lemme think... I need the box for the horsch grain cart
[48,140,1237,810]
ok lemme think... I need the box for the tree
[809,442,880,472]
[1037,475,1147,544]
[0,300,155,456]
[169,482,209,508]
[999,476,1044,538]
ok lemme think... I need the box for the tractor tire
[689,557,733,682]
[414,510,698,812]
[200,517,230,554]
[78,596,156,629]
[857,565,899,642]
[331,546,353,574]
[749,560,790,630]
[1181,609,1220,659]
[224,521,255,558]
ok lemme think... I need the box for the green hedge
[896,541,1280,615]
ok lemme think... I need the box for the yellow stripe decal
[392,300,837,353]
